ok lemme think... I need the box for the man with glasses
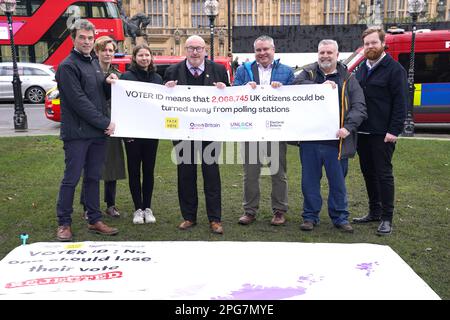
[164,35,230,234]
[233,35,294,226]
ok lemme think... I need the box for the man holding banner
[55,20,119,241]
[233,35,294,226]
[164,35,230,234]
[293,39,366,233]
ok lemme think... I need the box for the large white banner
[0,242,440,300]
[111,81,339,141]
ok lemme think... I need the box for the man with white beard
[293,39,366,233]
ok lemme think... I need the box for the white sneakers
[144,208,156,223]
[133,209,144,224]
[133,208,156,224]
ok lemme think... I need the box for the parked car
[44,86,60,122]
[45,55,234,122]
[0,62,56,104]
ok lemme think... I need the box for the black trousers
[57,138,106,226]
[124,138,159,210]
[357,134,396,221]
[81,180,117,209]
[173,140,221,222]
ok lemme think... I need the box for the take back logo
[266,120,284,129]
[230,122,253,130]
[189,122,220,130]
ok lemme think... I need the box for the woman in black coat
[80,36,126,219]
[120,44,163,225]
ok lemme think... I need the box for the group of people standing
[55,19,407,242]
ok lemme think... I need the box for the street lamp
[204,0,219,61]
[358,1,367,23]
[0,0,27,131]
[227,0,231,55]
[436,0,446,21]
[420,0,428,19]
[403,0,424,137]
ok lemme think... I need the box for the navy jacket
[355,53,408,136]
[56,49,110,141]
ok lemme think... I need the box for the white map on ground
[0,241,440,300]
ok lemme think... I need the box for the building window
[386,0,396,19]
[235,0,257,26]
[385,0,409,21]
[280,0,301,25]
[324,0,349,24]
[147,0,168,27]
[191,0,208,27]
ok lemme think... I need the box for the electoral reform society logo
[189,122,220,129]
[265,120,284,129]
[230,122,253,129]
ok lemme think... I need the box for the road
[0,103,448,139]
[0,103,60,137]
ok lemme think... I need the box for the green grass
[0,136,449,299]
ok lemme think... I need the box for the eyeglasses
[186,46,205,53]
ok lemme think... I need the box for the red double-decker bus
[0,0,124,69]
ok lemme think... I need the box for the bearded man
[293,39,366,233]
[352,27,408,236]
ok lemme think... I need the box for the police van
[344,28,450,124]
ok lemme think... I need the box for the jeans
[300,143,349,225]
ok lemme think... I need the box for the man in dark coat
[293,39,367,233]
[353,27,407,236]
[55,19,119,241]
[164,35,230,234]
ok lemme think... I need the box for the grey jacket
[293,62,367,159]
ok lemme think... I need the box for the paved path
[0,104,60,137]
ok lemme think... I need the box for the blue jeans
[300,143,349,225]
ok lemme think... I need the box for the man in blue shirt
[234,35,294,226]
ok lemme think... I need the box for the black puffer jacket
[120,65,163,84]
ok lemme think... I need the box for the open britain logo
[189,122,220,130]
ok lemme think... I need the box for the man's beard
[319,60,333,70]
[364,47,384,60]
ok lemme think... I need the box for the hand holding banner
[111,80,339,141]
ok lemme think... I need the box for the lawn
[0,136,448,299]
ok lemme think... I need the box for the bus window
[34,41,49,63]
[63,4,88,18]
[17,46,30,62]
[92,4,108,18]
[30,0,44,15]
[398,52,450,83]
[105,2,120,18]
